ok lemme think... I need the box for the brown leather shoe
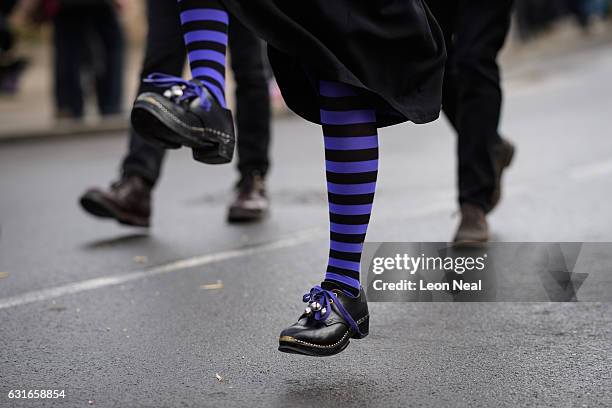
[227,172,269,223]
[79,175,151,227]
[490,138,515,211]
[454,203,489,243]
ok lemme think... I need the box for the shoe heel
[352,315,369,339]
[192,125,235,164]
[192,139,234,164]
[192,109,236,164]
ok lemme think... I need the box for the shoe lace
[302,285,363,336]
[143,73,212,111]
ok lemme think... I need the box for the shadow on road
[82,233,150,250]
[274,377,378,407]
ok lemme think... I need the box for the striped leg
[320,80,379,297]
[178,0,228,107]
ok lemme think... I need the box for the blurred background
[0,0,290,137]
[0,0,611,138]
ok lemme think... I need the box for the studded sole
[277,315,369,357]
[131,97,235,164]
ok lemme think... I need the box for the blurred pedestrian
[129,0,445,356]
[514,0,567,39]
[0,0,18,56]
[79,0,271,227]
[569,0,610,27]
[515,0,611,39]
[426,0,516,242]
[51,0,124,118]
[0,0,28,94]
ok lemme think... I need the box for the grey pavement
[1,39,612,407]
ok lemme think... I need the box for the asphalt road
[1,42,612,407]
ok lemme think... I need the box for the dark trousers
[0,0,17,53]
[426,0,513,212]
[122,0,271,185]
[53,4,124,117]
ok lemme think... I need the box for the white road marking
[569,158,612,181]
[0,200,463,311]
[0,228,324,311]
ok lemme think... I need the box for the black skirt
[221,0,446,128]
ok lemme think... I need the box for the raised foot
[278,286,369,357]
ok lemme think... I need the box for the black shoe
[130,74,235,164]
[79,175,151,227]
[278,285,369,357]
[227,172,269,223]
[490,138,515,211]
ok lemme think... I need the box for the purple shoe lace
[143,73,212,111]
[302,285,363,337]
